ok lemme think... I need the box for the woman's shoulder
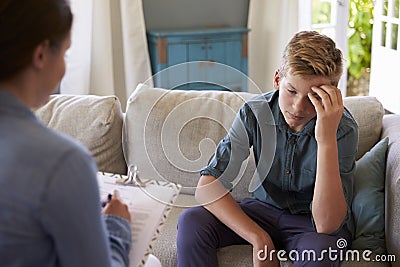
[23,119,96,175]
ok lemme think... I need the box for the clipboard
[97,169,181,267]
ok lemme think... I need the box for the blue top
[0,91,131,267]
[201,90,358,226]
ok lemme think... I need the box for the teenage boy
[177,31,358,267]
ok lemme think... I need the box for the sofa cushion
[352,137,388,254]
[343,96,384,160]
[35,95,126,174]
[124,84,256,197]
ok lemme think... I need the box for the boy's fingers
[334,87,343,106]
[313,87,332,107]
[327,86,343,109]
[312,86,342,109]
[308,93,323,112]
[310,87,327,108]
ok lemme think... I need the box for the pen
[101,193,113,207]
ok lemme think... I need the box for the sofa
[35,84,400,267]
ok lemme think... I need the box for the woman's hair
[0,0,73,80]
[279,31,343,86]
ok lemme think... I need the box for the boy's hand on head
[308,85,344,144]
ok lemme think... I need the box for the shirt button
[290,139,296,145]
[285,169,291,174]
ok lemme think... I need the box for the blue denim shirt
[0,91,131,267]
[201,90,358,226]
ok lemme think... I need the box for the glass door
[370,0,400,113]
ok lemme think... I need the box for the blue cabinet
[147,28,250,91]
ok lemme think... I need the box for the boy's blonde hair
[279,31,343,86]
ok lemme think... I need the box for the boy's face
[273,71,332,132]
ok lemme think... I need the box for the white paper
[97,173,178,267]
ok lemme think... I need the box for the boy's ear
[32,40,50,69]
[273,69,280,90]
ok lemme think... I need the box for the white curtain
[247,0,299,93]
[61,0,153,109]
[60,0,93,95]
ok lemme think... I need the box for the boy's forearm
[195,175,271,247]
[312,139,347,234]
[196,175,278,266]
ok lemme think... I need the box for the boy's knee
[177,206,215,237]
[297,232,345,251]
[177,207,217,248]
[292,233,349,266]
[178,207,204,229]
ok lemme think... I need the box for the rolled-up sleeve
[200,103,255,190]
[104,215,132,267]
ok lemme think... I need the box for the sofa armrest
[380,114,400,261]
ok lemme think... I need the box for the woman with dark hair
[0,1,132,266]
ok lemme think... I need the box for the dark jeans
[177,198,352,267]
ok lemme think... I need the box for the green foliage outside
[348,0,374,79]
[312,0,331,25]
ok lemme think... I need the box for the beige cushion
[344,96,384,160]
[124,84,256,196]
[35,94,126,174]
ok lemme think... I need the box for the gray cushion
[35,94,126,174]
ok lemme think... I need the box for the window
[380,0,400,49]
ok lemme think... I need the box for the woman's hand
[102,190,131,222]
[308,85,344,144]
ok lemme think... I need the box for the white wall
[143,0,249,30]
